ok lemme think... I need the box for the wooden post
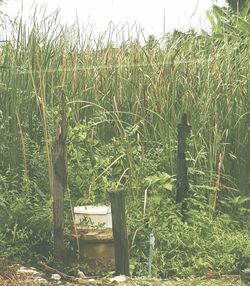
[176,114,191,219]
[52,94,67,260]
[109,189,130,276]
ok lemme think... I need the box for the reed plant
[0,12,248,194]
[0,9,249,272]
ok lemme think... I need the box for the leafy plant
[0,4,249,277]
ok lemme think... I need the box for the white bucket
[74,205,112,229]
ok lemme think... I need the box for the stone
[17,266,40,275]
[51,273,61,281]
[110,275,127,283]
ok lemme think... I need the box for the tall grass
[0,12,249,200]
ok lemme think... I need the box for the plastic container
[74,205,112,229]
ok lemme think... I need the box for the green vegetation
[137,277,241,286]
[0,1,249,278]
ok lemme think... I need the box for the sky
[2,0,227,41]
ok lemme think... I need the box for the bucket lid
[74,205,111,215]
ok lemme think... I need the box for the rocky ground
[0,257,243,286]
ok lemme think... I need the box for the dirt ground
[0,257,242,286]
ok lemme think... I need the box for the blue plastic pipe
[148,233,155,278]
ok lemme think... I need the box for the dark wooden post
[176,114,191,219]
[110,189,130,276]
[52,94,67,260]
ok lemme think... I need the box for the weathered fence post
[109,189,130,276]
[176,114,191,219]
[52,94,67,260]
